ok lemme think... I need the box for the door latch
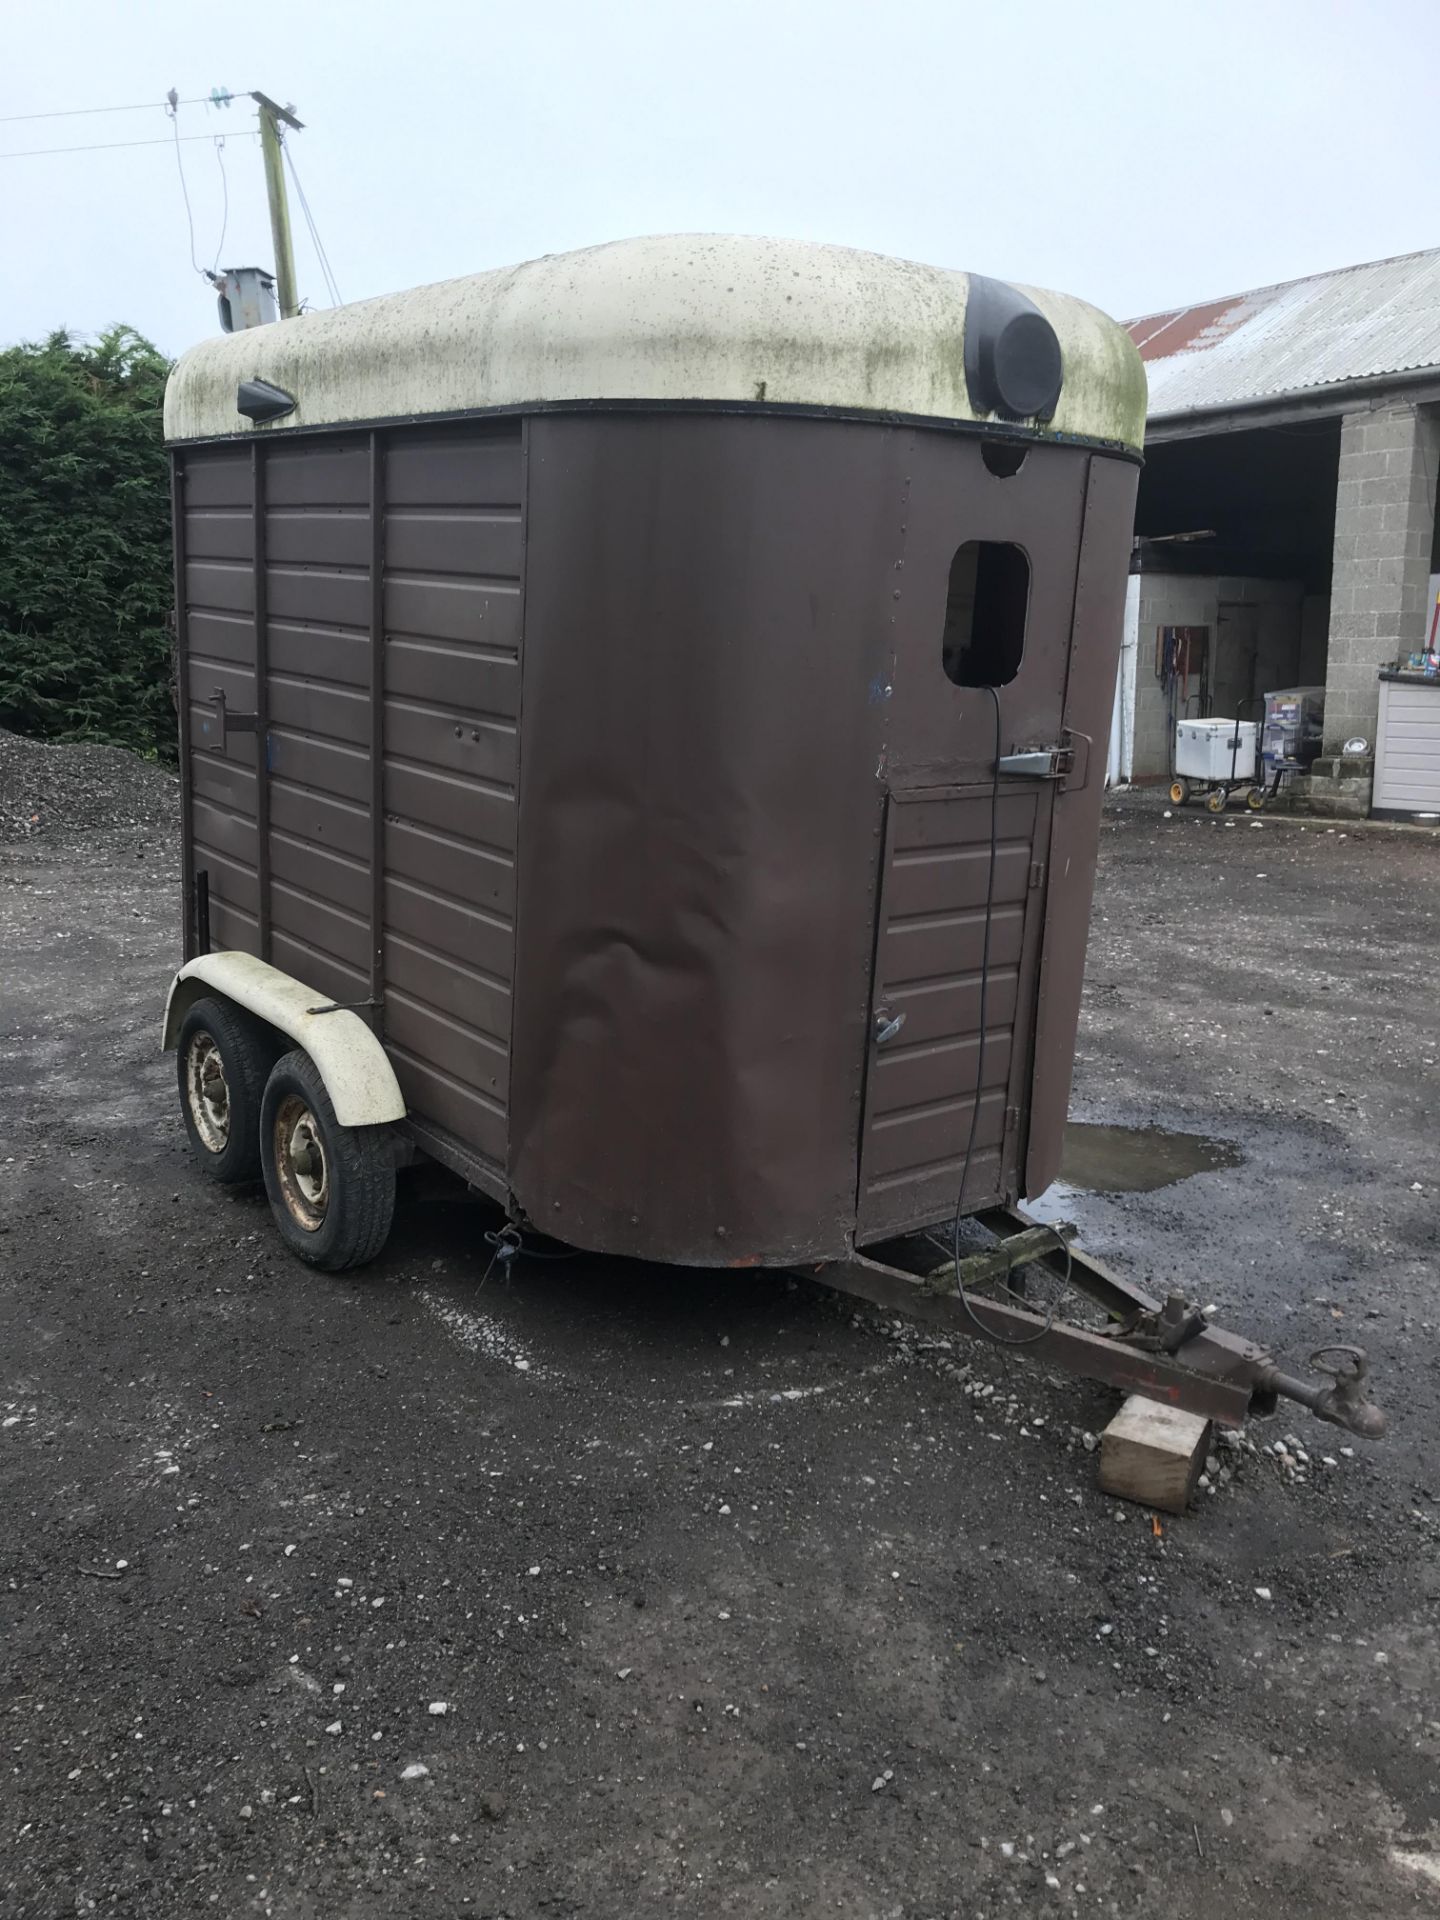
[873,1009,907,1047]
[998,746,1073,779]
[997,727,1092,791]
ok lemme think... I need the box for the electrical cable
[0,131,227,160]
[0,93,236,124]
[210,135,230,275]
[286,145,343,306]
[944,683,1064,1347]
[283,142,343,306]
[167,95,207,281]
[481,1225,583,1285]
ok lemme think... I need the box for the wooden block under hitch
[1099,1395,1211,1515]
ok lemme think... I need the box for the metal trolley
[1169,716,1261,813]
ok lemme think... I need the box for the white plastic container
[1174,718,1258,783]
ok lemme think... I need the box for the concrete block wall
[1325,403,1440,755]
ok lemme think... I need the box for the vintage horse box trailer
[160,232,1147,1275]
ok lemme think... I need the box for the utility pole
[251,91,303,320]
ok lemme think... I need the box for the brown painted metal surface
[858,784,1047,1240]
[173,406,1137,1267]
[1023,454,1137,1195]
[177,424,524,1194]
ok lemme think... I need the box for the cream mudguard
[162,953,405,1128]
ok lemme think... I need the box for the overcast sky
[4,0,1438,359]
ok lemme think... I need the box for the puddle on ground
[1059,1122,1242,1194]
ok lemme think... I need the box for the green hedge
[0,327,175,758]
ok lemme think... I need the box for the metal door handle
[874,1010,906,1046]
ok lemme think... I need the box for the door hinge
[1028,859,1045,890]
[1004,1105,1019,1134]
[203,686,258,754]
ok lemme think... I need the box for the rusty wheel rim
[185,1033,231,1154]
[273,1094,329,1232]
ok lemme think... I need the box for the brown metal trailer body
[513,415,1137,1261]
[165,234,1145,1270]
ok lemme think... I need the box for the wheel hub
[185,1034,231,1153]
[274,1095,329,1230]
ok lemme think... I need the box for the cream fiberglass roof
[165,233,1146,451]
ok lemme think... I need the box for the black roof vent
[963,276,1064,424]
[236,378,297,425]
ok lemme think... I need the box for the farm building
[1112,247,1440,817]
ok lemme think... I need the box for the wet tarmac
[1059,1120,1243,1192]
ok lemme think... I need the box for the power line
[168,99,204,279]
[0,93,243,124]
[282,142,338,302]
[0,131,246,160]
[283,141,343,306]
[211,137,230,276]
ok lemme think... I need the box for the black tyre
[260,1049,395,1271]
[177,997,278,1184]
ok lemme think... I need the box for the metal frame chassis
[814,1205,1385,1436]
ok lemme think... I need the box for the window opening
[941,541,1029,687]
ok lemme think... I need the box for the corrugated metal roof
[1129,246,1440,419]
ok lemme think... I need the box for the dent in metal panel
[510,412,908,1266]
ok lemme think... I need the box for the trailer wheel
[260,1049,395,1271]
[1205,787,1228,814]
[1245,786,1267,812]
[1169,778,1190,806]
[177,997,276,1184]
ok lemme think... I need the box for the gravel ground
[0,727,179,842]
[2,768,1439,1918]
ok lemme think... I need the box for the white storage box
[1174,719,1257,782]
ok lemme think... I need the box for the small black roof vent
[236,378,297,425]
[963,276,1064,424]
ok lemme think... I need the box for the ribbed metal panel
[379,425,523,1175]
[178,423,524,1185]
[263,437,374,1006]
[857,787,1045,1240]
[182,449,259,957]
[1374,680,1440,813]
